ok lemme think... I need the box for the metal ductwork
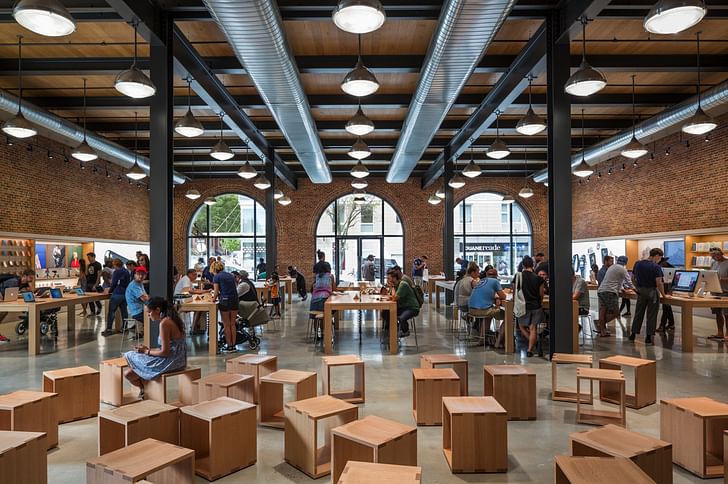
[0,89,187,185]
[386,0,516,183]
[533,80,728,183]
[202,0,331,184]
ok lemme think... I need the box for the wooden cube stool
[0,431,47,484]
[552,353,593,403]
[412,368,460,425]
[194,372,255,405]
[338,461,422,484]
[576,368,625,427]
[570,424,672,484]
[100,358,141,407]
[259,369,316,428]
[661,397,728,478]
[483,365,536,420]
[180,396,257,480]
[42,365,100,423]
[145,367,201,407]
[331,415,417,483]
[599,355,656,409]
[420,354,468,396]
[87,438,194,484]
[321,355,365,404]
[98,400,179,456]
[554,455,655,484]
[284,395,358,478]
[226,354,277,404]
[0,390,58,449]
[442,396,508,473]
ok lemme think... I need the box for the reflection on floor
[1,296,728,483]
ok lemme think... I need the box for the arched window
[188,194,265,274]
[316,194,404,284]
[454,192,532,276]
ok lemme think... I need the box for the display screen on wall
[68,245,82,269]
[35,244,46,270]
[664,240,685,267]
[94,242,150,265]
[571,239,627,279]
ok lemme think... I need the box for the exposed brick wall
[173,176,548,274]
[0,136,149,242]
[572,116,728,240]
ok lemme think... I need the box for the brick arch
[308,190,406,239]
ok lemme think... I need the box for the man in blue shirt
[596,255,614,286]
[412,255,427,287]
[468,272,507,335]
[124,267,149,334]
[102,259,130,336]
[629,248,665,345]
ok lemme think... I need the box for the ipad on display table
[50,288,63,299]
[22,292,35,302]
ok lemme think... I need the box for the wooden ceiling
[0,0,726,180]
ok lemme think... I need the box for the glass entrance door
[336,237,384,285]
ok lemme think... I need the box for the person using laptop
[708,247,728,340]
[629,248,666,345]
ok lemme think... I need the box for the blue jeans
[105,293,128,331]
[382,308,418,333]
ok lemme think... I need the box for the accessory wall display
[0,239,33,275]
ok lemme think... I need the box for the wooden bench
[554,455,655,483]
[226,354,277,404]
[321,355,365,404]
[42,365,100,423]
[576,368,626,427]
[599,355,656,409]
[552,353,593,403]
[0,430,47,484]
[484,365,536,420]
[259,369,317,428]
[412,368,460,426]
[420,354,468,396]
[0,390,59,450]
[338,461,422,484]
[100,357,141,407]
[193,372,255,405]
[145,367,201,407]
[98,400,180,456]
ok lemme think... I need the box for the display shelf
[0,239,33,277]
[686,234,728,270]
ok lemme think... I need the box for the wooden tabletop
[332,415,415,447]
[327,293,394,306]
[227,354,276,366]
[0,430,45,454]
[87,438,194,480]
[421,354,467,364]
[261,369,316,384]
[338,461,422,483]
[554,455,655,483]
[442,396,506,414]
[180,396,255,421]
[552,353,593,364]
[484,364,535,376]
[412,368,459,380]
[285,395,357,419]
[196,372,253,387]
[0,390,57,408]
[600,355,655,367]
[576,368,625,382]
[570,424,671,458]
[661,396,728,416]
[435,280,455,290]
[43,365,99,380]
[99,400,177,424]
[322,354,363,366]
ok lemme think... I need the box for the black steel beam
[443,147,455,285]
[265,148,277,276]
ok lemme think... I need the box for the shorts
[271,297,281,305]
[516,308,543,326]
[598,292,619,312]
[711,307,728,315]
[218,297,238,312]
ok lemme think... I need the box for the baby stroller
[16,308,61,339]
[217,300,268,351]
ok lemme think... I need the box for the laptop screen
[672,270,700,293]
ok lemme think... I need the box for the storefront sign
[461,242,529,252]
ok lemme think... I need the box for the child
[268,272,281,318]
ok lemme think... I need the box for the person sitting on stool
[382,268,419,338]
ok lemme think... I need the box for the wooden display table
[331,415,417,483]
[194,372,255,405]
[554,455,655,483]
[412,368,460,426]
[570,424,672,484]
[338,461,422,484]
[576,368,626,427]
[100,357,141,407]
[660,396,728,478]
[423,274,446,304]
[98,400,180,456]
[145,295,218,356]
[226,354,277,404]
[324,293,398,355]
[0,430,46,484]
[259,369,317,428]
[483,365,536,420]
[145,366,201,407]
[284,395,358,478]
[420,354,468,396]
[321,355,365,404]
[86,438,194,484]
[552,354,593,403]
[599,355,656,409]
[42,365,100,423]
[180,397,256,480]
[0,390,58,449]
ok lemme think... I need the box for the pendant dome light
[351,178,368,189]
[115,21,156,99]
[462,147,482,178]
[353,189,367,204]
[273,188,284,200]
[341,35,380,97]
[350,159,370,178]
[278,194,292,206]
[682,32,717,136]
[428,193,442,205]
[126,111,147,180]
[436,186,445,199]
[175,78,204,137]
[203,196,217,206]
[237,146,257,179]
[518,150,534,198]
[345,104,375,136]
[71,78,98,162]
[621,75,648,159]
[253,173,271,190]
[565,17,607,97]
[573,108,594,178]
[2,36,37,139]
[516,75,546,135]
[486,110,510,159]
[210,113,234,161]
[333,0,386,34]
[185,188,201,200]
[448,157,466,189]
[644,0,706,34]
[13,0,76,37]
[348,137,371,160]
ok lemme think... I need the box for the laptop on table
[3,287,18,302]
[671,270,700,296]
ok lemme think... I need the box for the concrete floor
[1,296,728,483]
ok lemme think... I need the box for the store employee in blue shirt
[629,248,665,345]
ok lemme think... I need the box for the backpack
[513,272,527,318]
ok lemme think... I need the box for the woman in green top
[384,269,420,337]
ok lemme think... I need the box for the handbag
[513,272,527,318]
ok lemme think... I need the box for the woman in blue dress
[124,297,187,398]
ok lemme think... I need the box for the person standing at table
[596,255,629,337]
[511,256,544,357]
[412,255,427,287]
[85,252,103,316]
[256,258,267,280]
[77,259,88,317]
[708,247,728,340]
[361,254,375,282]
[657,257,675,333]
[211,261,239,353]
[287,266,308,301]
[629,248,665,345]
[596,255,613,286]
[125,267,150,335]
[102,259,129,337]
